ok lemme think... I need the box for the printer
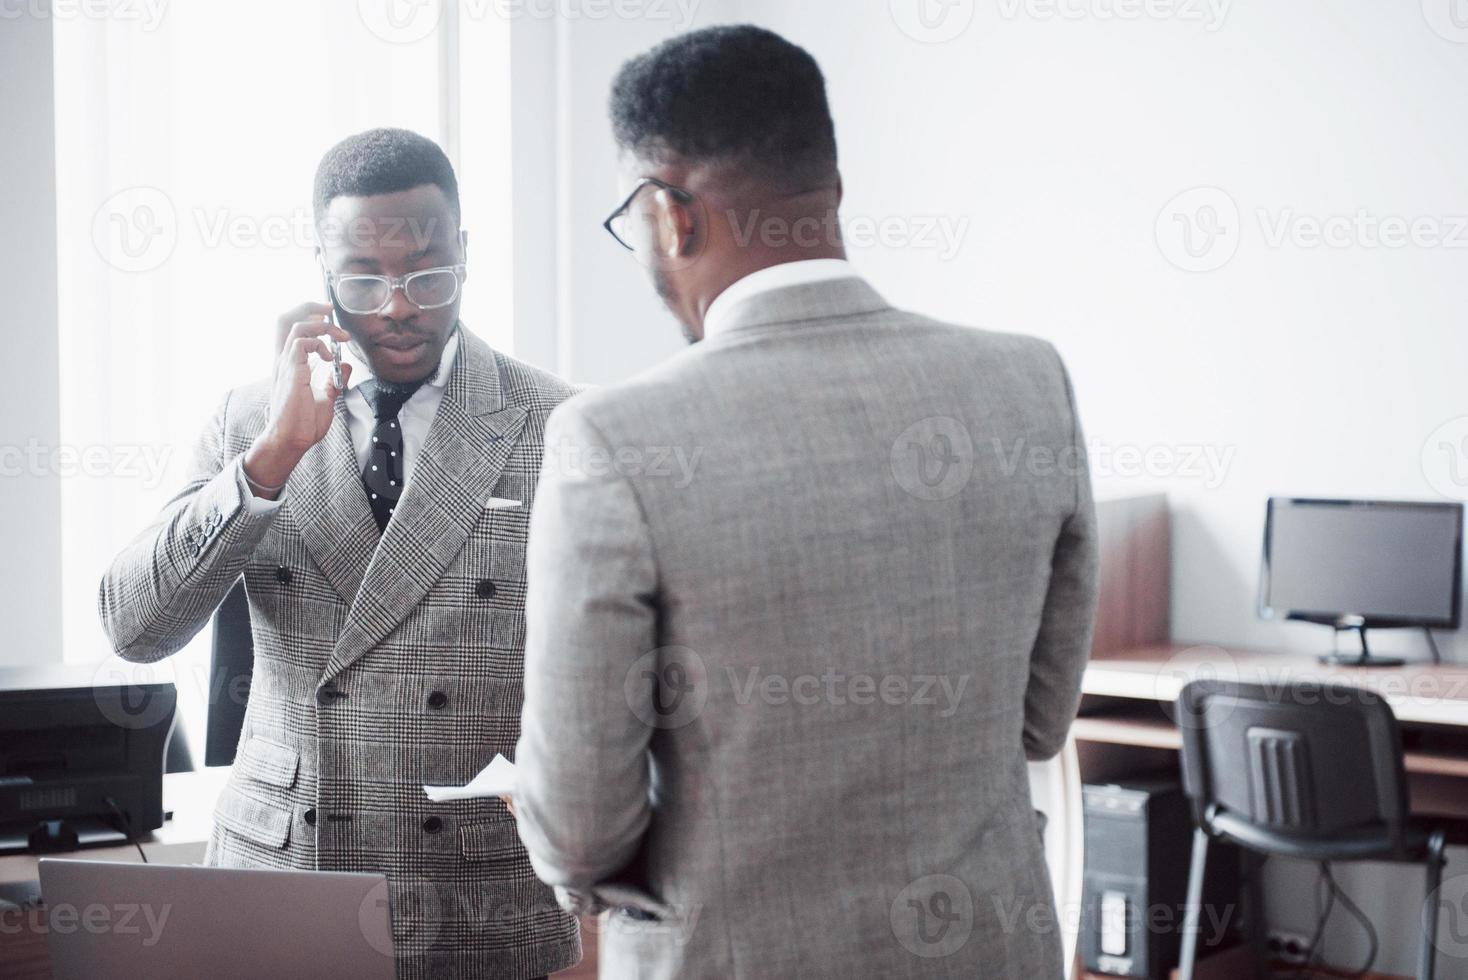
[0,664,176,854]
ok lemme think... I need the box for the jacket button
[475,579,496,600]
[316,684,340,707]
[427,691,448,710]
[422,816,443,834]
[304,808,316,826]
[275,565,292,585]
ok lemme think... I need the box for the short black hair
[313,127,460,225]
[610,25,838,192]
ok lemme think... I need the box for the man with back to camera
[98,129,580,979]
[510,25,1100,979]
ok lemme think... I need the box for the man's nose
[380,284,417,322]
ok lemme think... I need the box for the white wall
[0,9,62,667]
[700,0,1468,664]
[537,3,1468,974]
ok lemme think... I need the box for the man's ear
[653,188,698,260]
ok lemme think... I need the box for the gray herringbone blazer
[515,278,1098,980]
[99,327,581,979]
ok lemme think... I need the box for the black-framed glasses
[324,264,466,315]
[603,177,695,252]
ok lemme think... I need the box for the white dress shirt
[240,328,460,513]
[702,258,863,339]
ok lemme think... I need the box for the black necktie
[360,379,423,533]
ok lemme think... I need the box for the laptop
[39,859,395,980]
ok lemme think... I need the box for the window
[53,1,511,744]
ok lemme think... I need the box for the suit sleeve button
[304,808,316,826]
[422,816,443,834]
[427,691,448,710]
[475,579,496,600]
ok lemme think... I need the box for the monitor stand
[1318,625,1405,668]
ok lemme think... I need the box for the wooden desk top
[1084,644,1468,728]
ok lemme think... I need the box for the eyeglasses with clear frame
[323,264,467,315]
[603,177,695,252]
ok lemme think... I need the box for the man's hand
[242,303,352,499]
[499,794,517,818]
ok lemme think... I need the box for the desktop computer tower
[1080,778,1240,978]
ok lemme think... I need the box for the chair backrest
[1178,678,1409,844]
[204,579,254,767]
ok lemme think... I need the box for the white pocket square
[485,497,523,511]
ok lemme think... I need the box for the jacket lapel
[323,331,528,682]
[289,397,379,607]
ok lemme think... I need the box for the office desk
[0,767,598,979]
[1075,644,1468,817]
[0,768,227,979]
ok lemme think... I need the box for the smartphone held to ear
[321,267,346,391]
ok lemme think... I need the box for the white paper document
[423,754,519,802]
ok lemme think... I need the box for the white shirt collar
[344,326,460,392]
[702,259,861,339]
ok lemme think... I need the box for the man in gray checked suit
[99,129,579,979]
[511,26,1099,980]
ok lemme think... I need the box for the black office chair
[1176,678,1452,980]
[203,579,255,767]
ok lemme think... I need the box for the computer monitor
[1260,498,1463,666]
